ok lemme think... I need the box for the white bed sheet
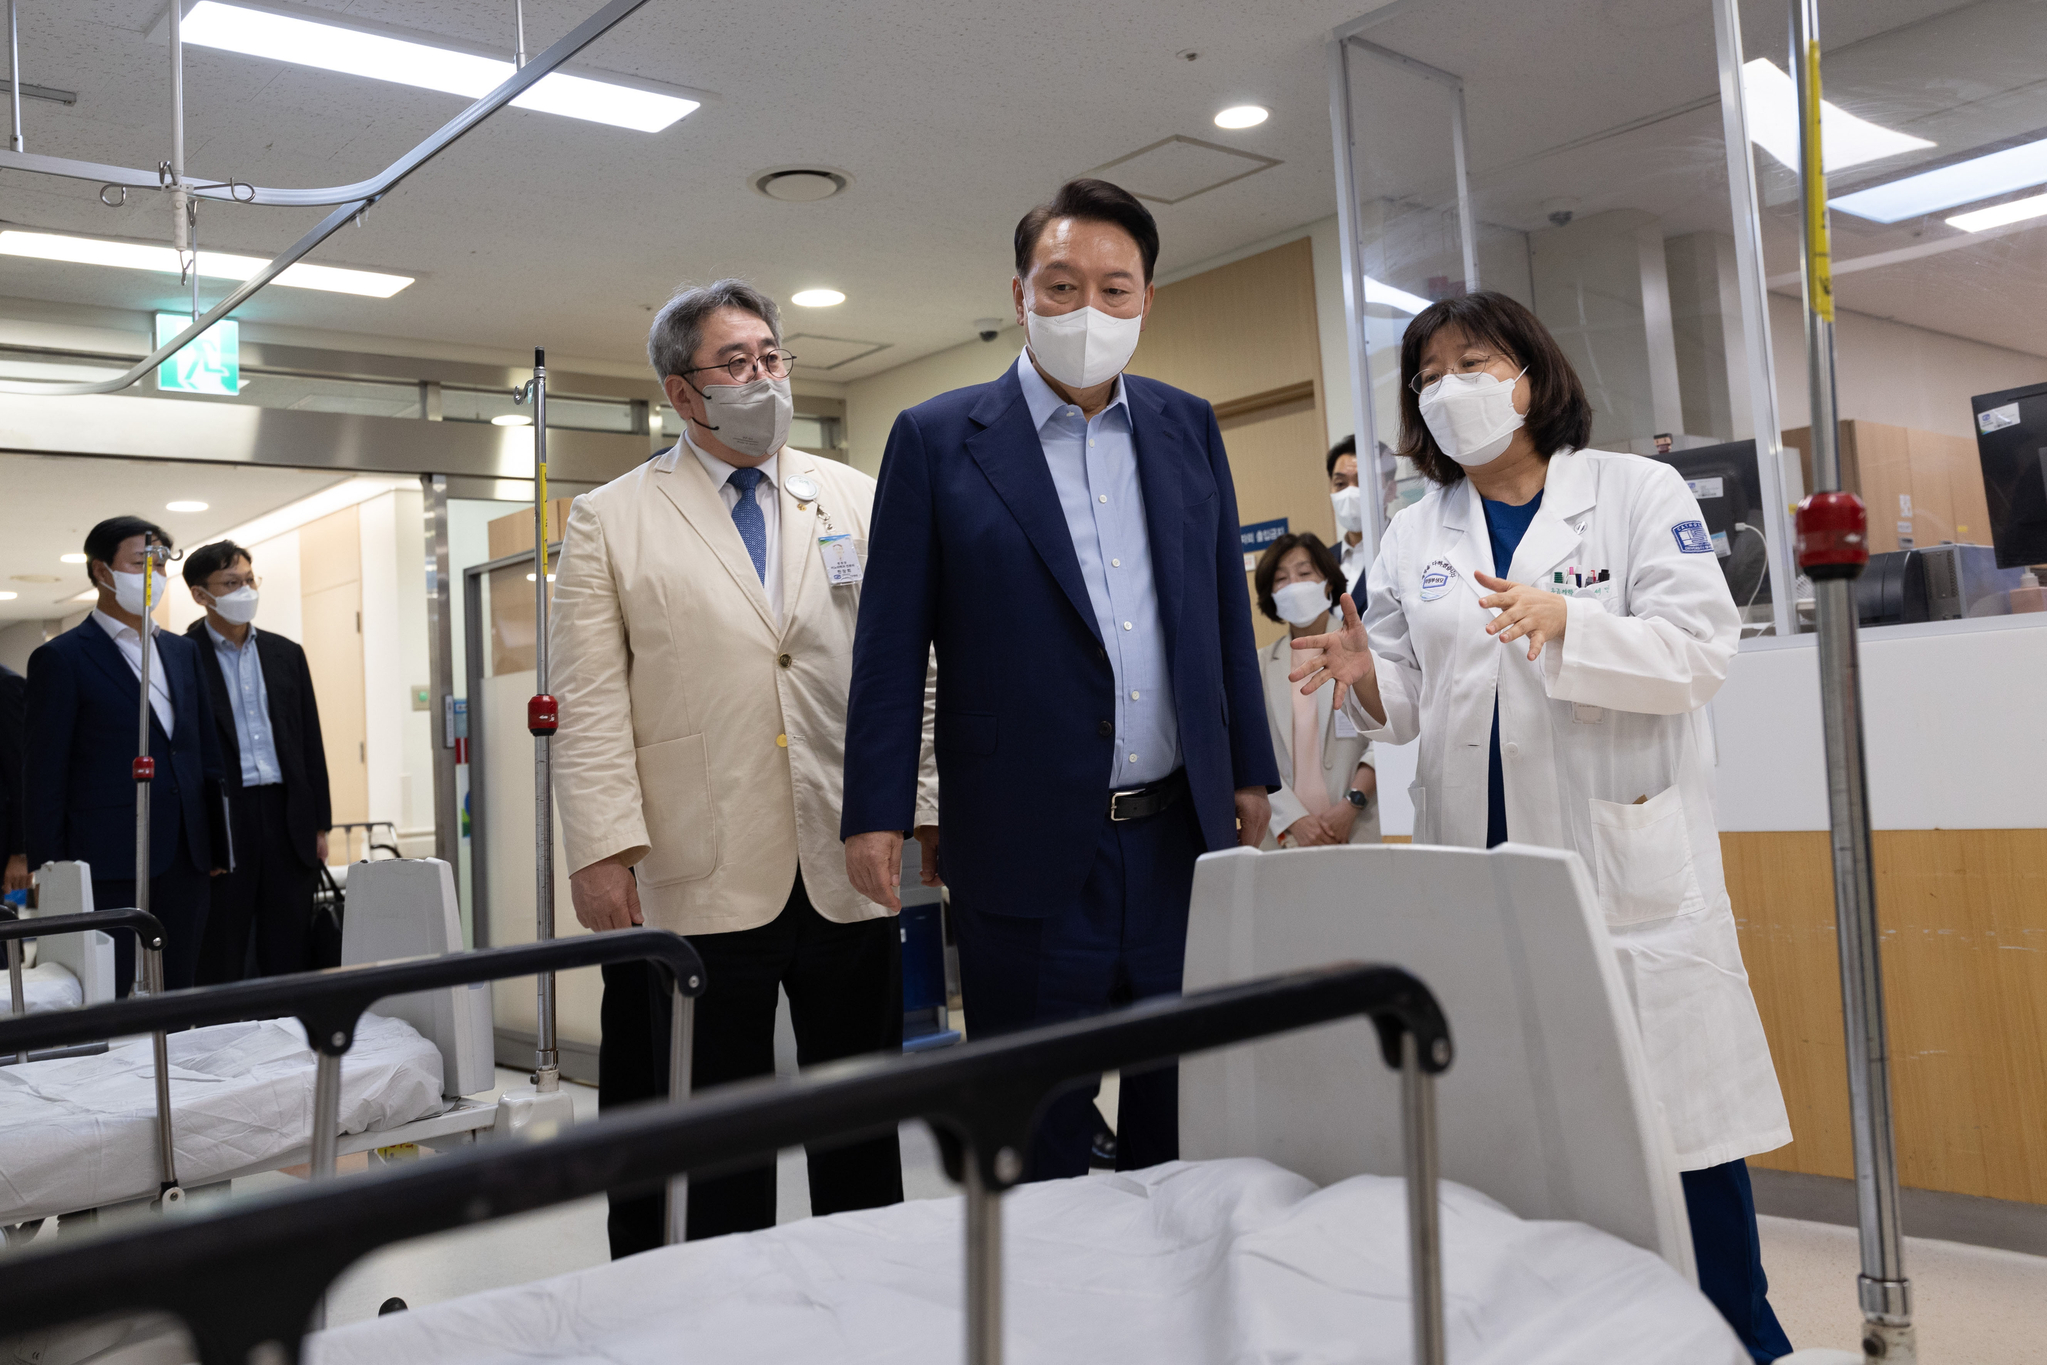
[310,1158,1745,1365]
[2,961,82,1015]
[0,1013,445,1223]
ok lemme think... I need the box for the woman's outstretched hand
[1288,592,1374,708]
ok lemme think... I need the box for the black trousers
[196,784,317,985]
[953,792,1204,1181]
[600,872,904,1257]
[94,847,210,994]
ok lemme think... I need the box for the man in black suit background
[25,516,228,990]
[182,540,331,983]
[0,663,25,899]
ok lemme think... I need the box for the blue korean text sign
[1239,516,1289,570]
[155,313,241,396]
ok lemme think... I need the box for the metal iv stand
[130,541,184,1211]
[1789,4,1914,1360]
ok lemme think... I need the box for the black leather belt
[1107,769,1188,822]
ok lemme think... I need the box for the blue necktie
[726,466,768,582]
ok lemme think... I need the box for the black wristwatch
[1343,788,1370,810]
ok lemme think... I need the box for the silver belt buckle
[1108,786,1144,821]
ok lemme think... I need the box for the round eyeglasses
[682,350,798,384]
[1410,350,1515,395]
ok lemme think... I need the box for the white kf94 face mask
[1272,580,1333,628]
[107,568,167,616]
[1026,305,1144,390]
[1417,367,1528,468]
[208,587,260,625]
[1330,485,1364,534]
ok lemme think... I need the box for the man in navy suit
[25,516,227,991]
[842,179,1278,1179]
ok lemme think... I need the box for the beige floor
[1761,1214,2047,1363]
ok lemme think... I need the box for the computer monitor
[1970,381,2047,569]
[1650,439,1770,609]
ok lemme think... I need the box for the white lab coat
[1346,448,1790,1170]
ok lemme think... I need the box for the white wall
[1768,292,2047,441]
[843,330,1020,476]
[357,489,434,848]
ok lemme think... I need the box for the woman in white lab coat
[1249,532,1378,849]
[1291,291,1793,1362]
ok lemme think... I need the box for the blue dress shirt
[1015,351,1181,788]
[206,623,283,787]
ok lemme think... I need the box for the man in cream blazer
[551,279,935,1257]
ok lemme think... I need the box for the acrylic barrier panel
[1741,0,2047,625]
[1338,4,1792,631]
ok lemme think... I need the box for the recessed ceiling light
[1947,191,2047,233]
[180,2,699,133]
[59,553,88,563]
[1214,106,1269,130]
[1740,59,1932,173]
[166,500,209,512]
[792,289,845,307]
[753,169,849,202]
[0,592,17,601]
[0,230,413,297]
[1834,136,2047,223]
[492,414,533,426]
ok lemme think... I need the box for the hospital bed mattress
[309,1157,1745,1365]
[0,1013,445,1224]
[3,962,82,1014]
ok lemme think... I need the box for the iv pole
[1789,4,1914,1361]
[130,539,182,1208]
[517,352,560,1096]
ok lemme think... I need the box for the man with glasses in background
[550,279,937,1256]
[182,540,332,982]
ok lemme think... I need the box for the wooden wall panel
[1221,394,1335,648]
[297,506,365,827]
[1728,828,2047,1204]
[1785,420,1994,552]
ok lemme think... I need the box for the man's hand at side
[912,825,942,887]
[570,852,643,931]
[1234,787,1271,848]
[846,829,904,912]
[2,854,25,895]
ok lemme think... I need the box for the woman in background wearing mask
[1251,532,1376,849]
[1288,291,1793,1362]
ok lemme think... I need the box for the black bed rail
[0,960,1451,1365]
[0,927,703,1060]
[0,907,167,953]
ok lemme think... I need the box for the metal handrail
[0,0,652,397]
[0,961,1451,1365]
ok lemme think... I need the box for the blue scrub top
[1481,490,1544,849]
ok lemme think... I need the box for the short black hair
[1397,290,1593,486]
[1014,178,1160,283]
[1253,532,1346,624]
[1326,434,1357,477]
[83,516,171,585]
[183,540,252,589]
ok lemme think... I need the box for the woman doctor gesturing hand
[1286,592,1382,723]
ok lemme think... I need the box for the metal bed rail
[0,929,703,1210]
[0,909,174,1197]
[0,960,1452,1365]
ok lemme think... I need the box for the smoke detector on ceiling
[752,168,851,202]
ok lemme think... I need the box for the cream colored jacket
[550,441,937,935]
[1257,635,1378,848]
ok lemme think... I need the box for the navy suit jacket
[842,365,1280,918]
[24,619,225,880]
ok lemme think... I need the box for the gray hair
[647,279,783,380]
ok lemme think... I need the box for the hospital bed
[0,844,1747,1365]
[3,864,121,1023]
[0,858,583,1230]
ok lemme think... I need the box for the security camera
[974,317,1004,343]
[1542,197,1579,229]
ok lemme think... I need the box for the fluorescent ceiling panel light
[1832,136,2047,223]
[0,230,413,297]
[791,289,845,307]
[1946,191,2047,233]
[1214,106,1269,130]
[1365,277,1434,315]
[182,2,699,134]
[0,593,17,601]
[59,554,87,563]
[1741,59,1933,174]
[165,500,210,512]
[491,414,532,426]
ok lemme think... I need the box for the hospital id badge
[818,533,862,585]
[1332,709,1360,739]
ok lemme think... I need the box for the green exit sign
[155,313,241,395]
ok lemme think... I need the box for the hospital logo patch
[1671,520,1713,555]
[1418,558,1456,601]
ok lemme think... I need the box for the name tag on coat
[818,533,862,585]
